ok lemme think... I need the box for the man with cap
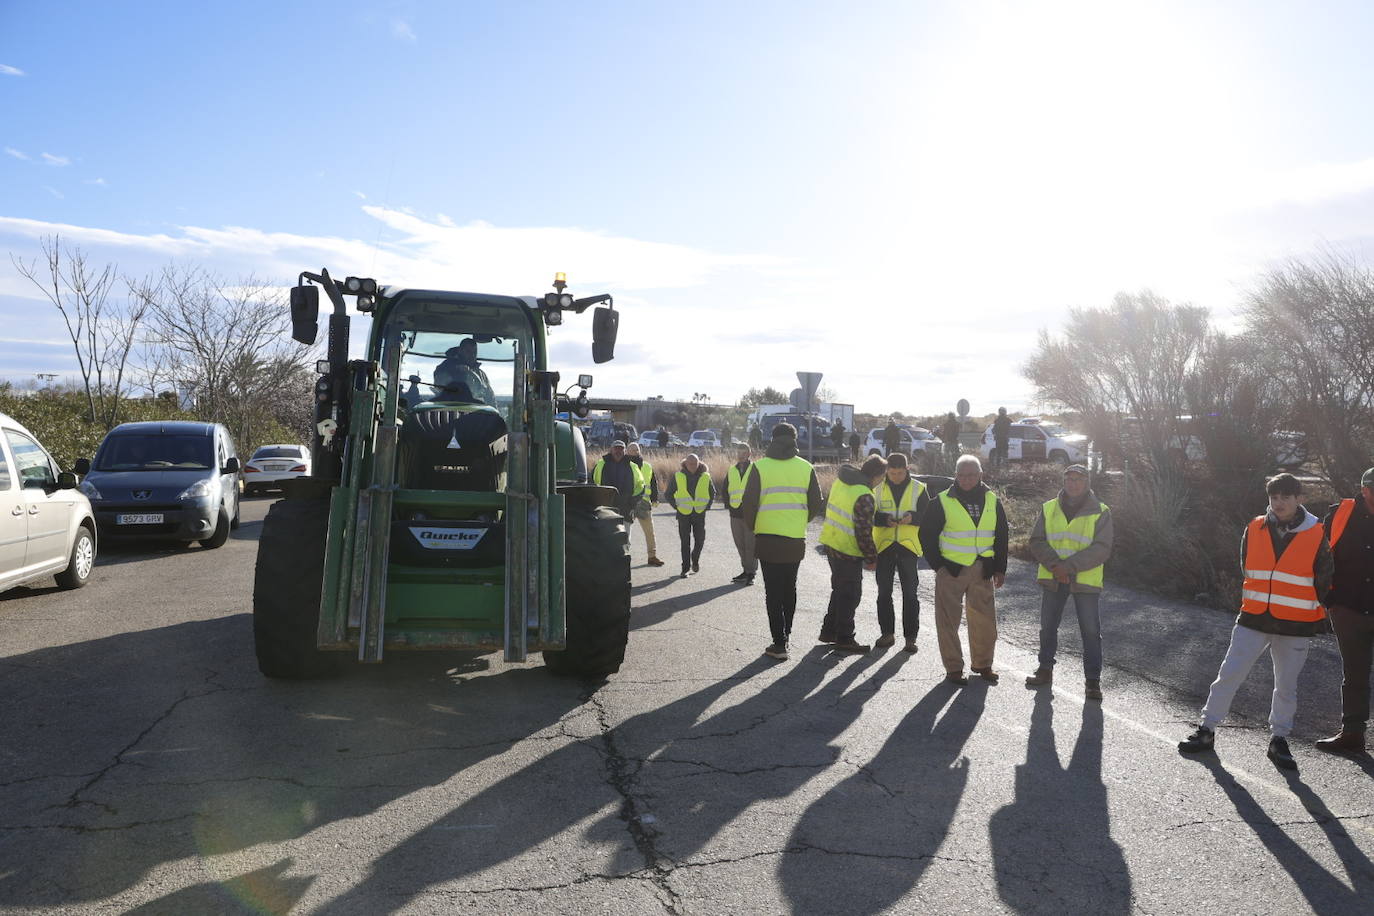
[592,440,644,531]
[919,454,1009,685]
[665,452,714,578]
[1025,464,1115,699]
[872,452,930,652]
[625,442,665,567]
[725,442,758,585]
[740,422,824,661]
[819,454,889,654]
[1315,466,1374,754]
[443,338,495,406]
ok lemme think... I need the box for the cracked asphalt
[2,499,1373,914]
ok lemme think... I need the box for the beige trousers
[934,559,998,673]
[636,510,658,559]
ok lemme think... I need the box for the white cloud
[353,190,367,199]
[41,186,63,199]
[0,64,23,77]
[84,177,108,186]
[40,153,70,167]
[3,147,28,160]
[392,19,417,41]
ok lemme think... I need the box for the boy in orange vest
[1179,473,1334,770]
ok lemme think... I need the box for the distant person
[1025,464,1114,699]
[819,454,888,654]
[740,422,824,661]
[848,430,861,462]
[726,443,758,585]
[872,453,930,653]
[749,424,763,449]
[666,453,714,578]
[942,413,961,460]
[919,455,1008,685]
[722,422,733,448]
[1179,473,1333,771]
[1315,466,1374,754]
[993,407,1011,470]
[658,427,669,449]
[882,419,901,457]
[625,442,665,567]
[592,440,645,530]
[831,421,846,452]
[402,374,422,408]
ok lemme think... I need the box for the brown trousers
[934,560,998,673]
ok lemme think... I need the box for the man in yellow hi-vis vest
[665,453,715,578]
[819,454,889,654]
[873,452,930,653]
[918,454,1009,686]
[740,422,824,660]
[726,443,758,585]
[1025,464,1114,699]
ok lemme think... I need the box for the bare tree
[11,235,148,428]
[1242,249,1374,493]
[138,266,315,450]
[1024,291,1209,468]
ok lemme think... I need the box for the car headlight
[79,479,102,500]
[177,479,214,501]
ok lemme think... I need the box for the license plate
[116,513,164,525]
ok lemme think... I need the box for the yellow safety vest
[1036,498,1107,588]
[873,477,925,555]
[727,462,751,510]
[592,458,645,497]
[636,460,654,495]
[937,489,998,565]
[673,470,711,515]
[752,456,813,538]
[820,479,870,557]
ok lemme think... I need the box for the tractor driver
[443,338,495,406]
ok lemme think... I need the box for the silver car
[0,411,97,592]
[242,443,311,496]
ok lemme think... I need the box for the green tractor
[252,268,631,678]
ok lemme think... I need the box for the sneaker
[764,643,789,660]
[692,560,700,573]
[744,574,755,585]
[1267,736,1298,771]
[1085,679,1103,701]
[874,634,896,648]
[1025,668,1053,688]
[647,556,665,567]
[1178,726,1215,753]
[817,631,837,644]
[832,639,871,654]
[971,667,1000,685]
[945,671,969,686]
[731,571,749,583]
[903,639,918,653]
[680,567,690,579]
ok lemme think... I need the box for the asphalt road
[2,499,1372,915]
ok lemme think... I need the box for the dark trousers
[821,553,864,642]
[876,547,921,638]
[1331,604,1374,731]
[677,512,706,569]
[761,560,800,645]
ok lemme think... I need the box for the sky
[4,0,1374,418]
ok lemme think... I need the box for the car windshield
[98,436,213,470]
[252,447,302,459]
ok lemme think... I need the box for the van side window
[0,439,11,490]
[4,430,56,488]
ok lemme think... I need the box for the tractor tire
[544,504,631,677]
[252,494,342,679]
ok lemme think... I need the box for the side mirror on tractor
[290,285,320,345]
[592,305,618,364]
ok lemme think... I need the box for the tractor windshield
[396,332,519,422]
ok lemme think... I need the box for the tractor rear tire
[545,504,631,677]
[253,494,342,679]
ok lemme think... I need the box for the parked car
[78,421,241,549]
[0,411,97,593]
[979,421,1090,466]
[864,426,943,457]
[242,444,311,495]
[635,432,663,450]
[686,430,721,448]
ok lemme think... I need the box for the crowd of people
[591,423,1374,771]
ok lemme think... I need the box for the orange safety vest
[1329,499,1355,549]
[1240,517,1326,623]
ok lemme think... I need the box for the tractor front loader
[252,269,631,678]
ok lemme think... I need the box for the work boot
[647,556,665,567]
[744,574,755,585]
[1025,668,1053,688]
[764,643,789,660]
[731,571,749,583]
[680,566,690,579]
[1085,679,1103,701]
[832,639,870,654]
[692,560,700,573]
[1267,736,1298,771]
[1178,726,1215,753]
[874,634,895,648]
[971,667,999,684]
[945,671,969,686]
[1315,730,1366,754]
[903,638,918,653]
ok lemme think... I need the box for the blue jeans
[1037,583,1103,679]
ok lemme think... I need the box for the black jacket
[918,481,1009,577]
[1325,498,1374,614]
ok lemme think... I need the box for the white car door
[4,429,71,572]
[0,437,27,586]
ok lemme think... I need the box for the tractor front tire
[545,504,631,677]
[253,494,341,679]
